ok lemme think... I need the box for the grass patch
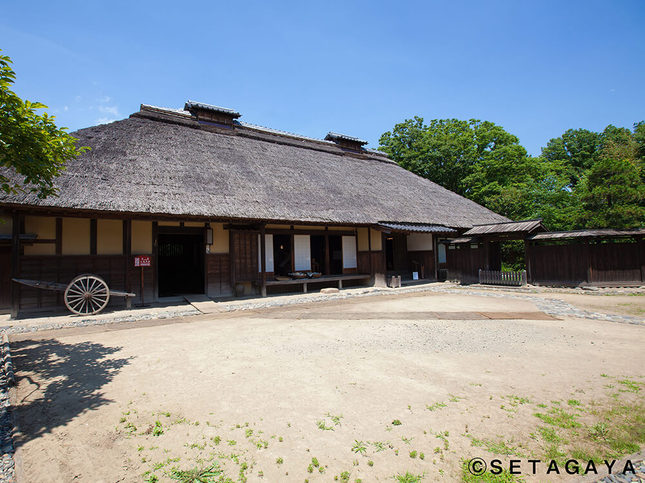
[168,463,230,483]
[426,402,447,411]
[394,472,424,482]
[534,407,581,429]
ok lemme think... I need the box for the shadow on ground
[10,338,132,447]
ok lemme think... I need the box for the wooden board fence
[479,269,527,286]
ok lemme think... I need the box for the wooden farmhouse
[0,101,511,315]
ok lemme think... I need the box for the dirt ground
[9,290,645,482]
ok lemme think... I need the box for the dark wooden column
[229,230,236,294]
[123,219,132,293]
[639,236,645,282]
[55,217,62,256]
[367,227,373,276]
[152,221,158,300]
[10,212,21,318]
[324,227,330,275]
[524,240,532,284]
[260,224,267,297]
[433,235,439,281]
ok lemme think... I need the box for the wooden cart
[12,274,136,315]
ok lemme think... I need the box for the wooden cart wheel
[64,274,110,315]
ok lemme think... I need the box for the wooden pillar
[260,224,267,297]
[229,230,236,295]
[123,219,132,293]
[433,236,439,281]
[524,240,532,284]
[324,228,330,275]
[368,227,373,276]
[10,212,21,319]
[484,240,490,270]
[152,221,158,301]
[55,217,62,256]
[639,236,645,282]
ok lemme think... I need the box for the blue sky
[2,0,644,155]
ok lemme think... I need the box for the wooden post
[260,224,267,297]
[324,228,330,275]
[229,230,236,295]
[368,227,373,277]
[55,217,62,256]
[123,219,132,294]
[524,240,532,284]
[152,221,158,301]
[433,236,439,281]
[10,212,20,319]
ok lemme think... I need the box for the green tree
[576,157,644,228]
[378,118,525,197]
[541,128,601,187]
[0,51,87,198]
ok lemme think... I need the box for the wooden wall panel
[528,240,643,285]
[206,253,232,297]
[446,245,486,284]
[232,232,259,282]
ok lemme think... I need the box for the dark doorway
[273,234,292,276]
[158,232,204,296]
[385,233,408,272]
[310,235,325,273]
[329,235,343,274]
[0,247,10,312]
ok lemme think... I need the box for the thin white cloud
[95,117,117,125]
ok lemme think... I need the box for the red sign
[134,256,151,267]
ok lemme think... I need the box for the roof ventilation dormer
[325,131,368,151]
[185,100,241,126]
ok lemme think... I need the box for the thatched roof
[0,104,508,229]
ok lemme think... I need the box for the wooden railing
[479,269,527,286]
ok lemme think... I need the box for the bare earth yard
[9,290,645,482]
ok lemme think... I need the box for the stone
[320,288,339,294]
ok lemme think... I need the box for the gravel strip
[0,333,15,482]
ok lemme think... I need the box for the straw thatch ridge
[0,105,508,228]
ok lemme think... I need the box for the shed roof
[378,222,457,234]
[463,219,545,236]
[530,228,645,240]
[0,104,508,228]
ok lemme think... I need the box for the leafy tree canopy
[0,51,88,198]
[379,117,645,230]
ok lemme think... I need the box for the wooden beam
[260,224,267,297]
